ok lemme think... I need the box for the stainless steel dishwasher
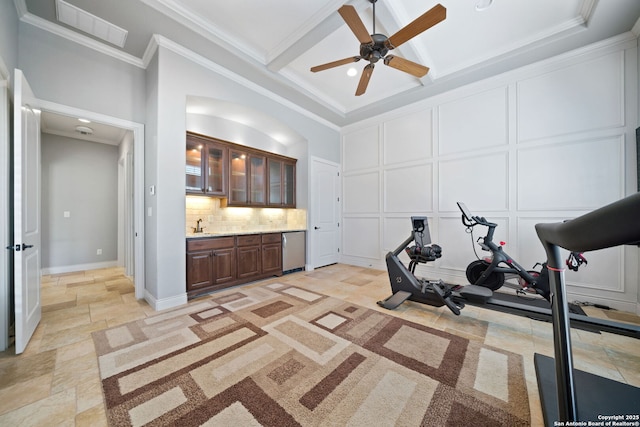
[282,231,306,273]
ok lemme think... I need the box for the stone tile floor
[0,264,638,426]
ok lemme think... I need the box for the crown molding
[151,35,340,131]
[20,12,145,68]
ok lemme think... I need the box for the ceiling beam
[267,0,366,72]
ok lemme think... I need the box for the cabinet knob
[314,226,320,230]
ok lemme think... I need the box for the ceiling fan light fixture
[347,67,358,77]
[310,2,446,96]
[475,0,493,12]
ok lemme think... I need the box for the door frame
[0,78,10,351]
[38,99,146,299]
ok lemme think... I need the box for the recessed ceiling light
[347,67,357,77]
[475,0,493,11]
[78,118,91,123]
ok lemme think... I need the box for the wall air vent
[55,0,128,48]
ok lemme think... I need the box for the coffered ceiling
[17,0,640,129]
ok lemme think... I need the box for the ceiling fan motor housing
[360,33,389,63]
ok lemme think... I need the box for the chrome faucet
[193,218,205,233]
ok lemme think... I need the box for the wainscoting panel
[383,109,433,166]
[439,152,509,213]
[438,86,508,156]
[517,217,624,293]
[517,51,624,142]
[343,126,379,172]
[340,37,638,310]
[343,172,380,213]
[384,163,433,213]
[343,216,380,259]
[516,136,624,211]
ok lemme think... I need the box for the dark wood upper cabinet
[229,149,248,205]
[206,143,227,196]
[186,139,204,193]
[187,132,296,208]
[186,133,227,196]
[249,154,266,206]
[268,158,296,208]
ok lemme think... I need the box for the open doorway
[41,112,132,277]
[37,100,145,299]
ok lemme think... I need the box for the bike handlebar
[457,202,498,229]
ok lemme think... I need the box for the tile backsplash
[186,196,307,235]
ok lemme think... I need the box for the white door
[13,69,41,354]
[310,157,340,268]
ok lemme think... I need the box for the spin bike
[457,202,587,301]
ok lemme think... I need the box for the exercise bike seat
[458,285,492,303]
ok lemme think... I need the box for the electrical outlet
[97,249,102,255]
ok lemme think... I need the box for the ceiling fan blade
[355,63,374,96]
[310,57,361,72]
[385,4,446,49]
[338,5,374,45]
[384,55,429,77]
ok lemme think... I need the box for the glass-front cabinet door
[186,140,204,193]
[266,158,295,207]
[283,161,295,207]
[229,150,248,204]
[249,155,266,205]
[206,143,226,196]
[268,159,282,205]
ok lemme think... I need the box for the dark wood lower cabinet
[212,247,236,285]
[262,233,282,275]
[186,233,283,298]
[186,251,214,290]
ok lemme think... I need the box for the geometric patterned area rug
[92,283,531,426]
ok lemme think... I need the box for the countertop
[186,229,306,239]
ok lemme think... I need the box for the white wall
[17,24,146,124]
[143,44,339,308]
[41,134,119,273]
[341,35,639,313]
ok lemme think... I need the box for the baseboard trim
[144,290,188,312]
[42,261,119,275]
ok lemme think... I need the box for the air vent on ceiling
[55,0,128,48]
[75,126,94,135]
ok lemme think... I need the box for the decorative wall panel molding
[439,87,509,155]
[343,126,379,172]
[343,217,380,259]
[517,51,624,142]
[516,136,623,210]
[439,152,509,212]
[343,172,380,213]
[383,109,433,165]
[384,164,433,213]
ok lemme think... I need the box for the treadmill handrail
[535,192,640,252]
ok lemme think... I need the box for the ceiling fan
[310,0,446,96]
